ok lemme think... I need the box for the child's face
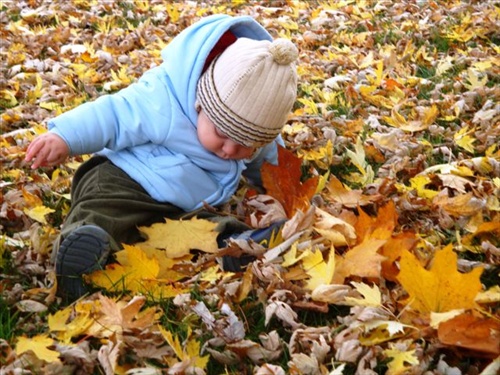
[197,110,256,160]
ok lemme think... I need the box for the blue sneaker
[55,225,111,301]
[221,220,286,272]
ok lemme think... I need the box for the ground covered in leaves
[1,1,499,374]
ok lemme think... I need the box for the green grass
[0,295,20,343]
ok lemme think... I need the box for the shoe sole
[55,225,110,301]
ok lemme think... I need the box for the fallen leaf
[332,237,387,284]
[139,217,219,258]
[16,335,60,363]
[344,282,382,307]
[262,146,319,218]
[397,245,483,313]
[302,246,336,291]
[383,348,419,375]
[437,313,500,356]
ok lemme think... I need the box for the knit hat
[197,37,298,148]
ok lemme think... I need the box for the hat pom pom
[269,38,298,65]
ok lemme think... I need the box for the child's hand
[25,133,70,169]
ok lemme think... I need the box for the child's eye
[215,127,227,139]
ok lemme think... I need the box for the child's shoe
[55,225,111,302]
[221,220,286,272]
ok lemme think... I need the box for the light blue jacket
[49,15,282,211]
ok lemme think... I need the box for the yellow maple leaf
[88,244,159,290]
[296,139,333,170]
[344,137,374,186]
[158,326,209,369]
[302,246,336,291]
[383,348,419,375]
[463,69,488,90]
[16,335,60,363]
[397,245,483,313]
[282,242,308,267]
[454,125,476,153]
[24,205,55,224]
[409,175,439,200]
[139,217,219,258]
[49,301,96,344]
[360,320,414,346]
[344,282,382,307]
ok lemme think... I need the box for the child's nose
[223,142,239,156]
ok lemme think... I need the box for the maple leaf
[463,68,488,90]
[16,334,60,363]
[314,206,357,247]
[344,281,382,307]
[158,326,209,369]
[359,320,415,346]
[437,312,500,356]
[344,137,374,186]
[296,139,333,170]
[302,246,336,291]
[397,245,483,313]
[325,175,379,208]
[262,146,319,218]
[453,125,476,153]
[355,201,398,242]
[409,175,439,200]
[433,192,483,217]
[380,231,419,282]
[88,295,157,338]
[332,237,387,284]
[88,245,188,298]
[383,347,419,375]
[88,244,159,289]
[139,217,219,258]
[49,301,96,344]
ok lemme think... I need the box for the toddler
[25,14,298,301]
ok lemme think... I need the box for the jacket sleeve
[48,67,173,156]
[242,136,284,187]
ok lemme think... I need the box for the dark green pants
[56,156,250,257]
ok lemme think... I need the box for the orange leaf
[355,201,397,243]
[332,237,387,284]
[438,313,500,357]
[325,175,380,208]
[380,231,419,282]
[262,146,318,218]
[397,245,483,313]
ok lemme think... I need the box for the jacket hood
[160,14,273,126]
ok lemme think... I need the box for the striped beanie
[196,37,298,148]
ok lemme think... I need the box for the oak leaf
[262,146,319,218]
[397,245,483,313]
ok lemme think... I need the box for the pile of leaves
[1,1,499,374]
